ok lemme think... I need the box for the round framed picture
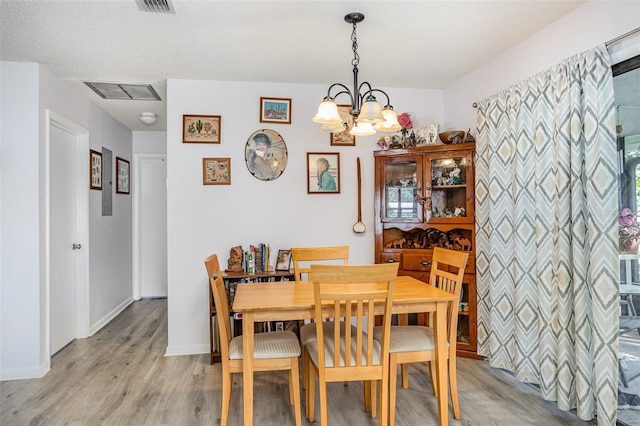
[244,129,288,181]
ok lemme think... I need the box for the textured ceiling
[0,0,586,131]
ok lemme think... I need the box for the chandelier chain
[351,21,359,68]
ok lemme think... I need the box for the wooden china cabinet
[374,142,480,358]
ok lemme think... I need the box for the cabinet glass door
[427,150,474,223]
[381,156,423,222]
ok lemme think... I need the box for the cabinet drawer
[403,253,433,271]
[403,252,475,273]
[380,252,401,264]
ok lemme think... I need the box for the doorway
[133,154,168,299]
[614,54,640,425]
[47,111,90,356]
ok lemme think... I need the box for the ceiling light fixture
[140,112,157,125]
[312,13,401,137]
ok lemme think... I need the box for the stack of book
[245,243,270,273]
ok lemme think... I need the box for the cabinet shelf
[432,184,467,189]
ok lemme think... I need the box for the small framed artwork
[307,152,340,194]
[203,157,231,185]
[275,249,292,271]
[116,157,130,194]
[275,322,284,332]
[183,115,221,144]
[89,149,102,190]
[259,97,291,124]
[330,104,356,146]
[244,129,288,181]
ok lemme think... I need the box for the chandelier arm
[326,83,355,107]
[369,88,392,107]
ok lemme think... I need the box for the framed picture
[89,149,102,190]
[330,104,356,146]
[202,157,231,185]
[244,129,288,181]
[116,157,130,194]
[275,249,292,271]
[259,97,291,124]
[307,152,340,194]
[182,115,221,144]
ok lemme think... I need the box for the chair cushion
[373,326,437,353]
[300,320,358,346]
[306,333,381,367]
[228,330,301,360]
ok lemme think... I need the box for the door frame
[132,153,167,300]
[45,110,90,360]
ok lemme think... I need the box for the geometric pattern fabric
[475,45,618,425]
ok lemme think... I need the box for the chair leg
[389,355,398,426]
[428,360,437,396]
[401,363,409,389]
[301,346,307,390]
[449,357,460,419]
[380,375,389,426]
[221,370,232,426]
[370,380,377,418]
[364,380,371,413]
[319,376,328,426]
[290,357,302,426]
[288,369,294,405]
[306,360,316,422]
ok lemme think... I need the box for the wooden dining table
[231,275,457,426]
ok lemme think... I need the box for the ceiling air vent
[136,0,174,13]
[83,82,162,101]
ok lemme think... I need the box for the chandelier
[312,13,402,136]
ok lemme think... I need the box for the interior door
[138,155,168,298]
[50,123,79,354]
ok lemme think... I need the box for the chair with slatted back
[305,263,398,426]
[204,253,302,426]
[290,247,350,388]
[373,247,468,425]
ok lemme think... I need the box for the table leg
[435,301,448,426]
[242,312,254,426]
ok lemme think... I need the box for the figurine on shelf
[449,167,464,184]
[389,135,403,149]
[226,245,244,272]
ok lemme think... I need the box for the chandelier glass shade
[312,13,400,136]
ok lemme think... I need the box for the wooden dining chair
[204,254,302,426]
[290,246,349,389]
[305,263,398,426]
[373,247,468,425]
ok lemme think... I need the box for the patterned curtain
[475,45,618,424]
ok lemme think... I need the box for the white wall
[443,0,640,132]
[165,79,443,355]
[0,62,134,379]
[1,62,42,378]
[133,131,167,154]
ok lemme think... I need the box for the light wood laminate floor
[1,299,594,425]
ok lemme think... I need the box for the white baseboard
[88,297,134,336]
[164,343,209,357]
[0,360,50,381]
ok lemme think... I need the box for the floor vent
[136,0,174,13]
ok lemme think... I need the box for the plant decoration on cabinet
[374,141,480,358]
